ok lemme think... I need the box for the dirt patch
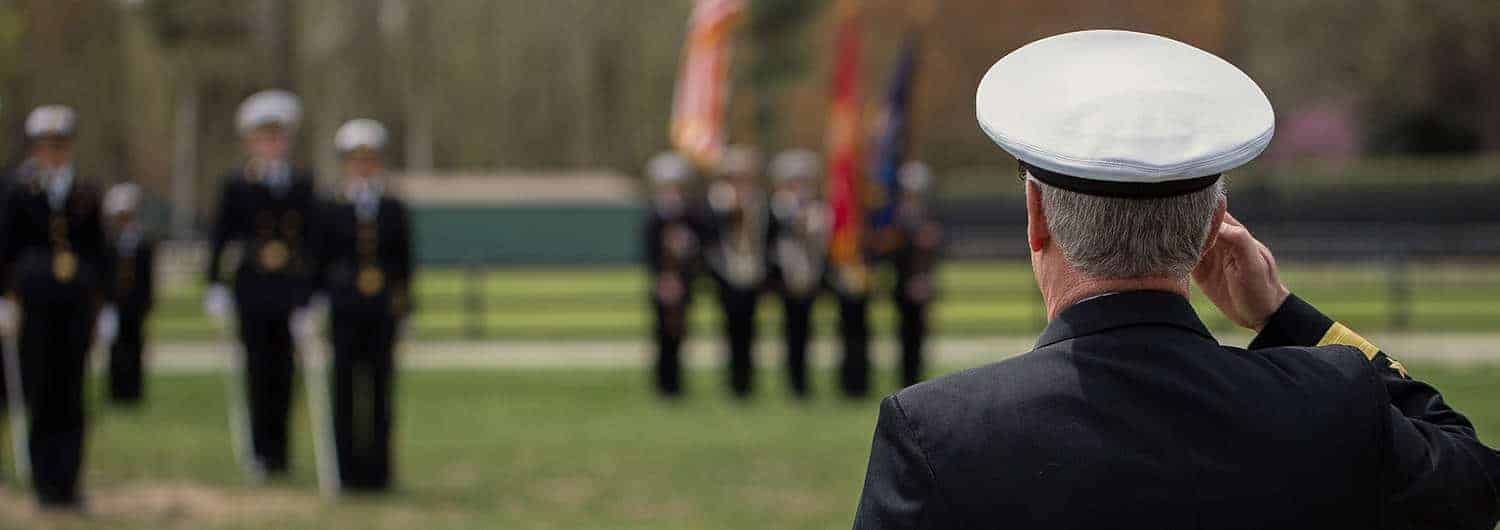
[0,482,318,529]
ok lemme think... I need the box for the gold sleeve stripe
[1317,322,1381,360]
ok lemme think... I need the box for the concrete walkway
[138,333,1500,373]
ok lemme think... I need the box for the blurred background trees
[1,0,1499,235]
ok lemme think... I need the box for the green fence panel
[412,204,645,265]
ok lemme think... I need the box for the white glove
[95,305,120,346]
[0,297,16,336]
[290,295,329,339]
[204,283,233,323]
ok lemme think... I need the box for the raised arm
[1249,295,1500,529]
[1198,213,1500,530]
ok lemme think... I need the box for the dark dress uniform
[643,200,703,397]
[107,226,155,403]
[206,164,318,473]
[852,291,1500,529]
[704,182,766,398]
[832,268,871,398]
[0,169,111,507]
[316,192,412,491]
[887,203,941,388]
[766,192,827,398]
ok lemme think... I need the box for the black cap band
[1021,161,1220,198]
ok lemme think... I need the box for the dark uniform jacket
[112,229,156,315]
[206,167,318,315]
[887,205,941,304]
[853,291,1500,530]
[643,204,705,278]
[0,174,112,307]
[314,196,414,319]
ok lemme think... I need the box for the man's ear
[1202,196,1228,254]
[1025,179,1049,253]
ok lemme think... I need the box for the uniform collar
[1035,290,1215,349]
[42,164,74,210]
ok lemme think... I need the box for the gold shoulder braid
[1318,322,1409,379]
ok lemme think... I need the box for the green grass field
[2,363,1499,529]
[149,260,1500,341]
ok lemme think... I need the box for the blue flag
[870,38,918,230]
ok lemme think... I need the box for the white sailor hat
[335,119,389,155]
[25,105,77,139]
[646,152,692,185]
[769,149,821,182]
[236,90,303,136]
[977,30,1274,197]
[898,161,933,193]
[104,183,142,217]
[719,144,763,177]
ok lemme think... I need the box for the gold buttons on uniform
[357,265,385,296]
[259,240,290,272]
[53,250,76,282]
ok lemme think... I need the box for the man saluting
[852,30,1500,529]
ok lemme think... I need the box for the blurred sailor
[204,90,318,476]
[642,152,702,398]
[853,30,1500,529]
[886,162,941,387]
[313,120,411,492]
[103,183,157,404]
[766,149,828,398]
[704,145,766,398]
[314,119,412,492]
[0,105,115,508]
[831,229,872,399]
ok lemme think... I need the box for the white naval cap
[335,119,389,155]
[645,152,692,185]
[719,144,763,177]
[25,105,77,139]
[898,161,933,193]
[769,149,821,182]
[977,30,1274,197]
[103,183,142,217]
[236,90,303,136]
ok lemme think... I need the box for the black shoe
[37,494,84,512]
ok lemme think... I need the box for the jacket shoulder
[1239,343,1378,389]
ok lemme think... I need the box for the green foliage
[140,0,250,49]
[745,0,828,148]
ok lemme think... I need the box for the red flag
[826,3,867,291]
[670,0,747,169]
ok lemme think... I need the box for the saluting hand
[1192,212,1290,331]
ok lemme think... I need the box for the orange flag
[826,2,867,292]
[669,0,747,170]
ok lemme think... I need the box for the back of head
[1036,178,1224,280]
[977,30,1272,282]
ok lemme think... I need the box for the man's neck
[1045,275,1189,321]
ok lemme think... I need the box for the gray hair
[1034,176,1225,280]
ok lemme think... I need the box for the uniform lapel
[1034,290,1215,349]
